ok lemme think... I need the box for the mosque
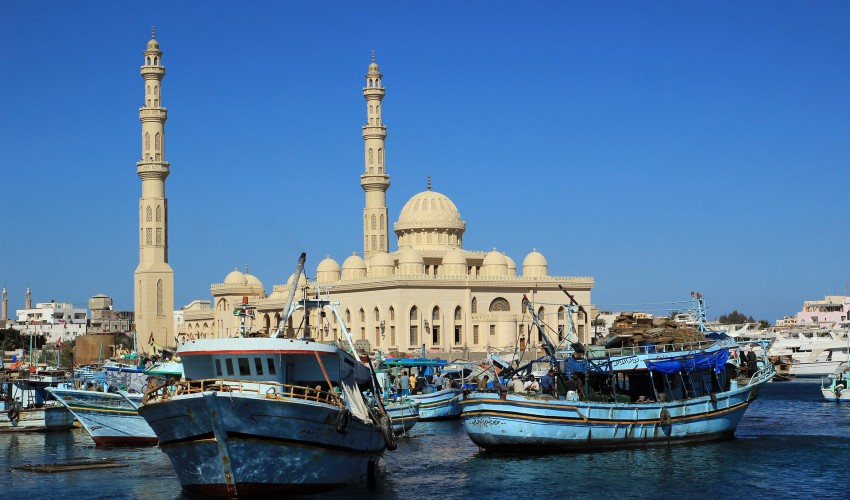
[134,33,595,356]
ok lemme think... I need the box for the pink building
[795,295,850,328]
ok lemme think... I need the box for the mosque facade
[179,51,594,356]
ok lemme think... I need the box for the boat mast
[273,253,307,338]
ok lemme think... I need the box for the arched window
[558,307,566,320]
[371,235,376,250]
[146,228,152,245]
[155,132,161,151]
[410,306,418,321]
[374,308,380,321]
[369,148,374,164]
[370,105,374,114]
[360,308,365,323]
[156,205,162,222]
[378,148,383,165]
[371,215,376,229]
[489,297,511,312]
[156,280,163,316]
[380,215,384,229]
[471,297,478,314]
[146,206,152,222]
[538,307,545,321]
[455,306,462,321]
[345,309,351,324]
[389,306,395,321]
[432,306,440,321]
[145,133,150,151]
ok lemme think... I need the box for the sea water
[1,380,847,499]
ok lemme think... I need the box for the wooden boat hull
[409,388,462,420]
[460,375,770,452]
[138,392,385,496]
[46,388,157,446]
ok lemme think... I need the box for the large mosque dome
[394,188,466,250]
[522,249,549,277]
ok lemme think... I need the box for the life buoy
[659,407,672,425]
[380,413,397,451]
[8,408,20,423]
[336,408,351,434]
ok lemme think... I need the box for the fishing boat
[381,357,463,420]
[382,397,420,434]
[460,292,775,451]
[1,369,75,432]
[821,366,850,402]
[137,254,393,496]
[45,362,183,446]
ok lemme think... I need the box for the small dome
[286,272,308,288]
[522,249,549,277]
[342,253,367,271]
[147,38,159,51]
[441,248,467,266]
[504,253,517,276]
[224,268,247,285]
[244,273,263,288]
[368,252,395,278]
[397,247,424,265]
[483,248,507,267]
[317,256,341,273]
[316,256,341,284]
[368,61,380,73]
[523,249,548,267]
[369,252,394,268]
[268,287,286,301]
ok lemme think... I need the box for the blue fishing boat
[137,254,394,496]
[381,357,463,420]
[461,292,775,451]
[383,398,420,434]
[1,369,75,432]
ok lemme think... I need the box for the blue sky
[2,2,848,323]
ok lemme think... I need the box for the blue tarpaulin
[645,349,730,374]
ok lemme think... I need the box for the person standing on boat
[409,372,417,394]
[433,371,443,390]
[399,371,411,396]
[541,369,556,396]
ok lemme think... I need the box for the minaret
[1,287,7,321]
[361,51,391,259]
[134,28,174,348]
[25,287,31,309]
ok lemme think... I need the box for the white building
[15,301,87,343]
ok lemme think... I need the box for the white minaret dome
[522,248,549,277]
[224,268,247,285]
[368,252,395,278]
[342,252,367,280]
[481,248,509,276]
[316,256,341,283]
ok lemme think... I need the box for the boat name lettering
[612,356,639,367]
[469,417,503,428]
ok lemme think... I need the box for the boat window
[238,358,251,376]
[254,358,264,375]
[214,359,222,377]
[267,358,277,374]
[225,358,234,376]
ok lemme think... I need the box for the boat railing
[585,339,719,359]
[143,378,345,409]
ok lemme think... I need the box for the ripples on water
[2,380,847,499]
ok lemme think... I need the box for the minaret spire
[360,52,390,259]
[134,30,175,349]
[1,287,7,322]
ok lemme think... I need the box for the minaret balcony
[139,108,168,121]
[362,125,387,139]
[137,162,171,177]
[140,66,166,78]
[362,88,385,98]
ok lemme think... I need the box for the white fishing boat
[137,254,394,496]
[821,365,850,402]
[383,398,420,434]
